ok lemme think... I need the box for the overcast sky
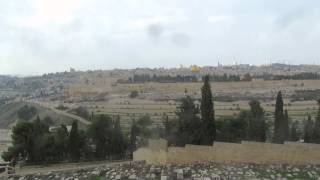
[1,0,320,75]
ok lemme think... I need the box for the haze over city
[3,1,320,178]
[1,0,320,75]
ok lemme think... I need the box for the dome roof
[191,65,201,72]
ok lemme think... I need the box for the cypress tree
[130,119,139,156]
[200,75,216,145]
[68,120,80,161]
[283,109,289,141]
[163,115,170,138]
[112,117,126,158]
[273,91,284,144]
[304,115,314,143]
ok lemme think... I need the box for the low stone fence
[133,139,320,165]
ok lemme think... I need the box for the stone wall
[133,139,320,165]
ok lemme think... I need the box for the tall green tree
[200,75,216,145]
[289,121,300,141]
[304,115,314,143]
[163,114,170,138]
[6,122,33,161]
[176,96,203,146]
[53,125,69,160]
[31,116,50,162]
[111,116,127,159]
[2,117,52,162]
[33,116,49,136]
[283,109,290,141]
[248,100,266,142]
[273,91,285,144]
[130,119,139,156]
[68,120,81,161]
[88,115,113,159]
[312,99,320,143]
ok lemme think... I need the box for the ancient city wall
[133,139,320,165]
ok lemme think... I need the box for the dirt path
[13,160,132,176]
[26,100,91,125]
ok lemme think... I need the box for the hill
[0,102,86,128]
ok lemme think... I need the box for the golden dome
[191,65,201,72]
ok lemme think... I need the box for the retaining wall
[133,139,320,165]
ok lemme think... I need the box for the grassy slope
[0,102,86,128]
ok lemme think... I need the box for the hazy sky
[1,0,320,75]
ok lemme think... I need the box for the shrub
[129,90,139,98]
[17,105,37,121]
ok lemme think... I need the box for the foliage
[283,110,289,141]
[125,74,198,83]
[215,100,267,143]
[129,90,139,98]
[130,119,139,154]
[88,115,127,159]
[162,77,267,145]
[71,106,90,120]
[289,121,300,141]
[247,100,267,142]
[175,96,203,145]
[111,116,127,159]
[216,116,247,142]
[300,99,320,144]
[304,115,314,143]
[261,72,320,81]
[291,89,320,101]
[312,100,320,143]
[200,75,216,145]
[205,74,241,82]
[243,73,252,81]
[273,91,286,144]
[2,115,129,163]
[162,115,179,145]
[53,125,69,160]
[68,121,81,161]
[43,116,54,126]
[88,115,113,159]
[56,104,69,111]
[120,72,320,84]
[17,105,37,121]
[129,115,153,153]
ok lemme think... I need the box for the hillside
[0,102,86,128]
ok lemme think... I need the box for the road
[26,100,91,125]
